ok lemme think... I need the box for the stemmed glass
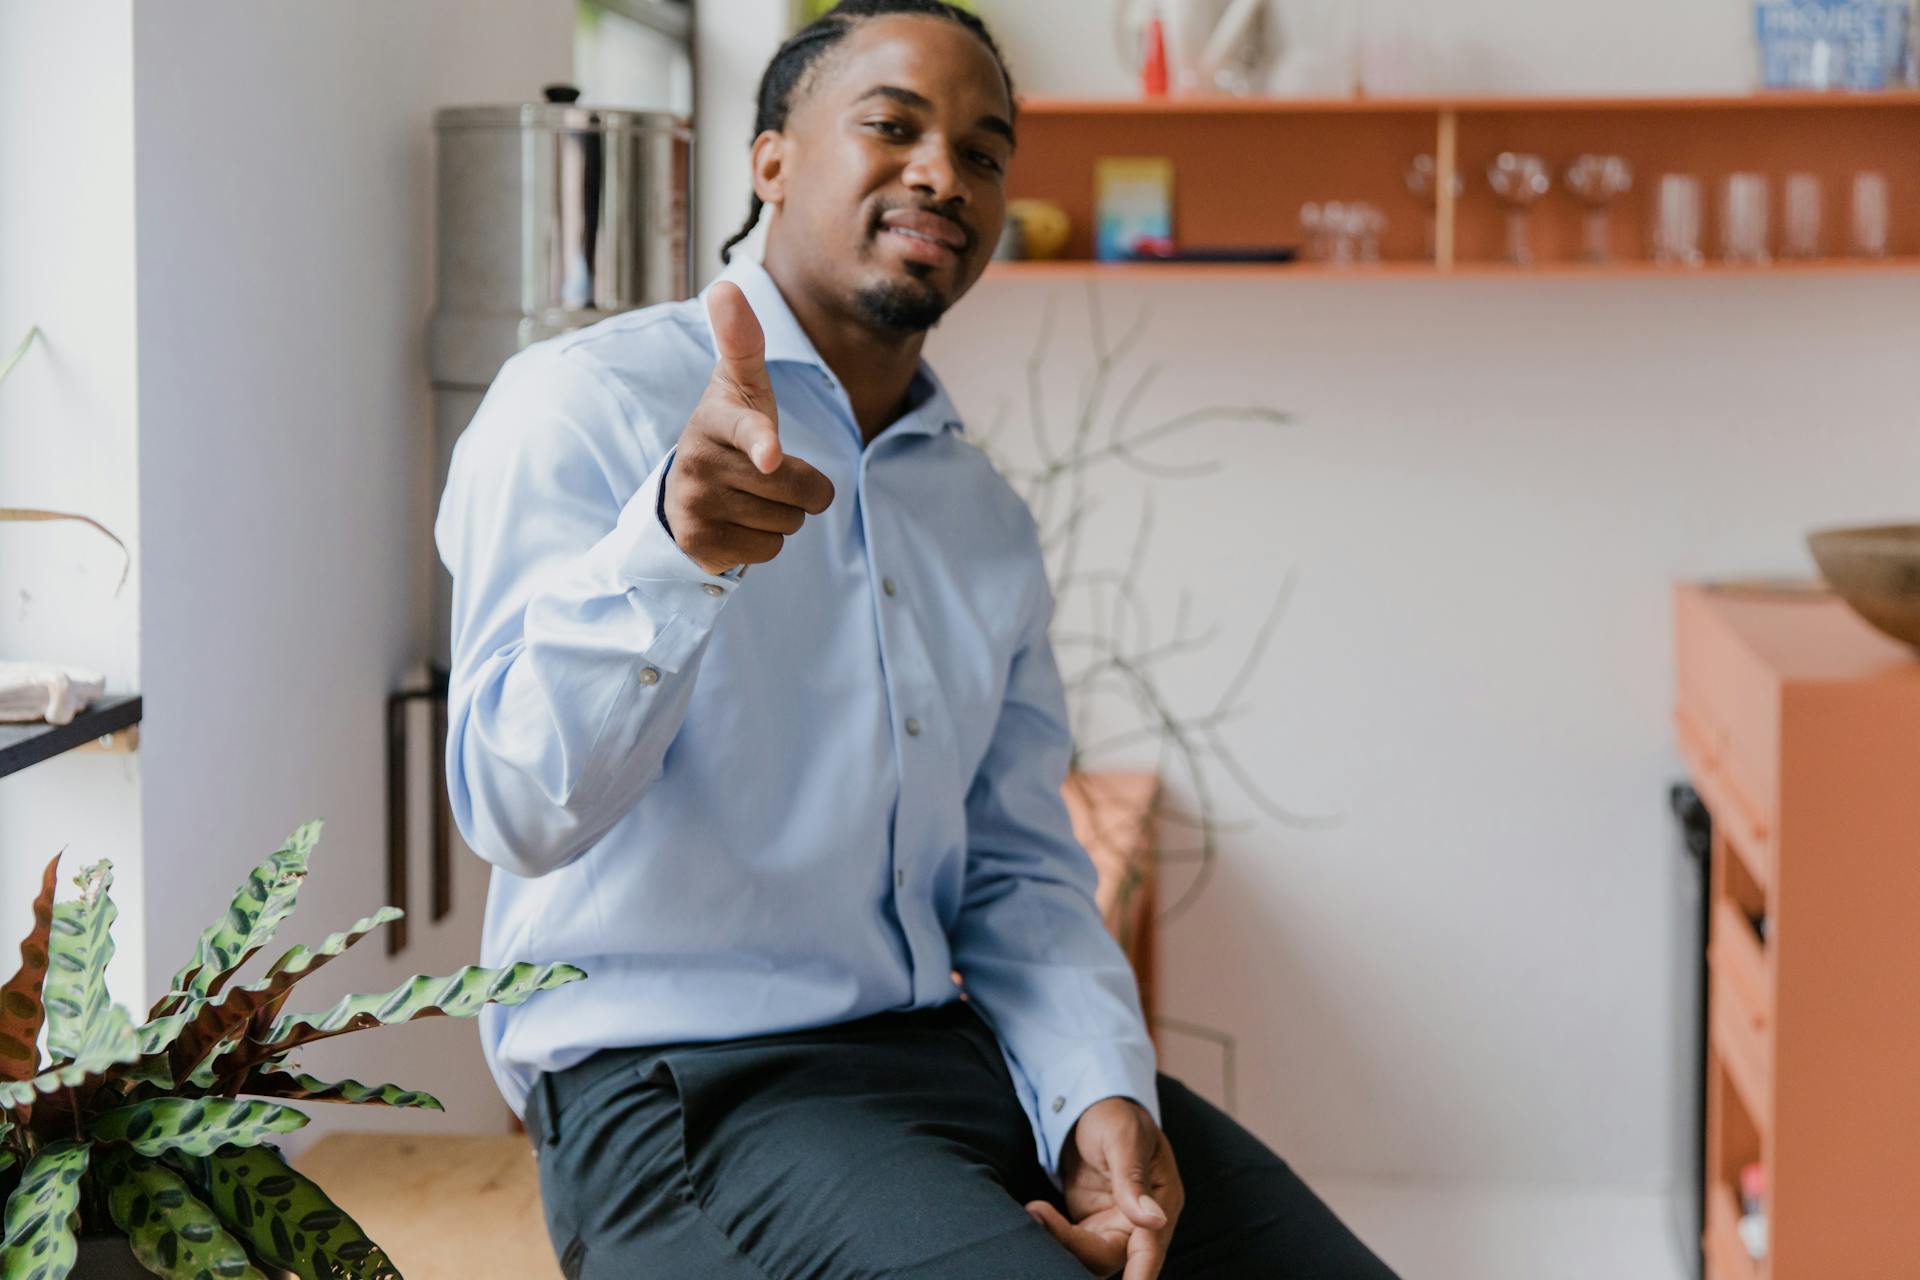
[1405,154,1464,261]
[1564,155,1633,264]
[1487,152,1550,266]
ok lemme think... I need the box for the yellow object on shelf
[1006,198,1071,260]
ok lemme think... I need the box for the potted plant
[0,819,585,1278]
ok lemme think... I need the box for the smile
[879,226,961,265]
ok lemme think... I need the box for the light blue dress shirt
[434,254,1158,1174]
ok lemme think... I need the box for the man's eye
[970,151,1005,173]
[868,120,909,138]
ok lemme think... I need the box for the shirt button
[895,868,905,888]
[1051,1096,1066,1114]
[637,666,660,686]
[904,717,921,737]
[882,577,898,597]
[702,583,725,597]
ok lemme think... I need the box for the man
[435,2,1399,1276]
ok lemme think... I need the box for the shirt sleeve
[434,342,740,879]
[947,582,1160,1180]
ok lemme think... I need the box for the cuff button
[703,583,726,597]
[1051,1096,1065,1113]
[638,666,661,686]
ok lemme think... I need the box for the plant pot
[73,1231,296,1279]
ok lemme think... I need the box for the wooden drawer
[1675,701,1775,896]
[1711,956,1772,1128]
[1705,1181,1763,1280]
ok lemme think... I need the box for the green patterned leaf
[199,1143,398,1280]
[0,1005,138,1113]
[97,1145,267,1279]
[236,1066,443,1111]
[0,855,60,1083]
[254,962,585,1060]
[0,1147,13,1174]
[0,1139,88,1280]
[89,1097,308,1157]
[162,908,403,1089]
[154,821,322,1019]
[42,860,116,1068]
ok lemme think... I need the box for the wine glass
[1565,154,1633,264]
[1488,152,1550,266]
[1405,154,1464,261]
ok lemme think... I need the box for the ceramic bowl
[1806,523,1920,650]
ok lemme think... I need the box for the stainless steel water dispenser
[426,85,692,668]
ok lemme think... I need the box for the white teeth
[886,227,950,248]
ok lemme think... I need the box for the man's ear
[749,130,787,208]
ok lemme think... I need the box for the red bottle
[1140,10,1168,98]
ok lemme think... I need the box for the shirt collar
[700,255,963,441]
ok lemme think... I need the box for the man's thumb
[1107,1139,1167,1230]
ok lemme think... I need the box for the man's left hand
[1024,1096,1183,1279]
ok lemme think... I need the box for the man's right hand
[663,281,835,575]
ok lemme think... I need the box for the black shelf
[0,694,142,780]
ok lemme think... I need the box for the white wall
[130,0,573,1145]
[0,0,146,1014]
[930,273,1920,1189]
[693,0,791,280]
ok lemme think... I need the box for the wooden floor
[294,1134,562,1280]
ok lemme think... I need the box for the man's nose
[902,139,966,207]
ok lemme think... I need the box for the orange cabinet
[1675,584,1920,1280]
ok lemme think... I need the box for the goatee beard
[855,277,949,334]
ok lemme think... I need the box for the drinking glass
[1652,174,1704,268]
[1488,152,1550,266]
[1719,173,1771,266]
[1350,202,1386,264]
[1782,173,1823,261]
[1565,154,1633,264]
[1851,171,1890,258]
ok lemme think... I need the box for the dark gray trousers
[526,999,1399,1279]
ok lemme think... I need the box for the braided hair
[718,0,1015,265]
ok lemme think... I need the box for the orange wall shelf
[1000,92,1920,276]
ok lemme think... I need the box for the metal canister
[427,85,691,666]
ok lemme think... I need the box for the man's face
[767,15,1013,335]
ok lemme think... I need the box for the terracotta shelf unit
[1000,93,1920,275]
[1672,583,1920,1279]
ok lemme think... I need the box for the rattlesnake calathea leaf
[42,860,119,1068]
[0,1139,88,1279]
[96,1145,267,1280]
[0,1005,139,1114]
[159,908,404,1090]
[89,1096,308,1157]
[236,1063,443,1111]
[0,855,61,1083]
[197,1143,398,1280]
[251,962,586,1059]
[149,820,322,1022]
